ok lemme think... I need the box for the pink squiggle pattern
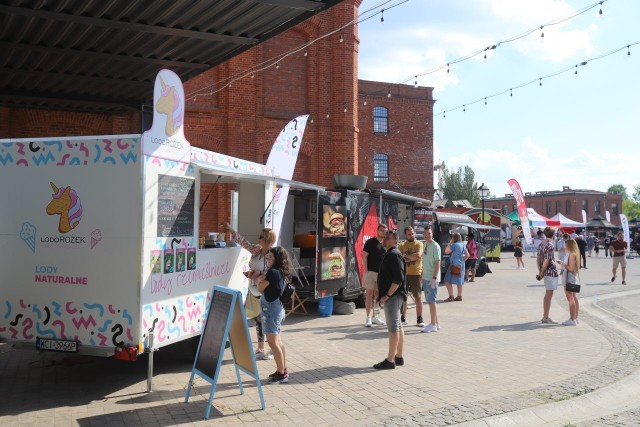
[17,143,26,155]
[103,139,114,153]
[16,159,28,167]
[127,328,133,342]
[97,333,108,346]
[157,320,166,342]
[143,319,148,329]
[65,302,77,314]
[52,320,65,339]
[20,299,27,309]
[22,318,34,340]
[57,153,70,166]
[79,143,89,158]
[155,303,161,312]
[116,139,130,150]
[152,157,162,166]
[108,304,116,314]
[10,327,18,339]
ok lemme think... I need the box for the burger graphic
[322,206,347,237]
[322,250,346,280]
[328,213,345,234]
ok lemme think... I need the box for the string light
[387,91,391,98]
[185,0,606,110]
[344,107,347,112]
[363,99,367,106]
[339,34,344,43]
[599,1,604,15]
[414,76,418,88]
[326,112,330,119]
[434,40,639,118]
[628,45,631,56]
[540,26,545,39]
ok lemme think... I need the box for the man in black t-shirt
[373,230,407,369]
[362,224,388,327]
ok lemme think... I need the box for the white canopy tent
[550,213,585,228]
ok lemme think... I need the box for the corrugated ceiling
[0,0,344,113]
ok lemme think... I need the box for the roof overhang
[372,189,431,205]
[0,0,345,114]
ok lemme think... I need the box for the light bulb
[276,62,279,69]
[387,92,391,98]
[326,112,330,119]
[363,100,367,106]
[304,49,307,57]
[339,34,344,43]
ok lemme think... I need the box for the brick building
[0,0,435,230]
[486,186,623,226]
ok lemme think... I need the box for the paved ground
[1,252,639,426]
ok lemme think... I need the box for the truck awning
[373,189,431,205]
[449,222,501,230]
[193,160,326,191]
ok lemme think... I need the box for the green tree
[607,184,628,200]
[439,163,481,207]
[632,184,640,202]
[623,199,640,219]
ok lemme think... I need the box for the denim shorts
[383,294,404,332]
[260,296,285,335]
[422,279,438,303]
[544,275,558,291]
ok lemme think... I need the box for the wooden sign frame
[185,286,265,419]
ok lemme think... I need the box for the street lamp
[478,183,490,225]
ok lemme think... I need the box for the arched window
[373,153,388,182]
[373,106,389,134]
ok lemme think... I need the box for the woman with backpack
[257,246,293,384]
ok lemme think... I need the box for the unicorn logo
[156,76,183,137]
[46,182,83,233]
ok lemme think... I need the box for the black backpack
[280,277,295,304]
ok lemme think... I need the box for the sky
[357,0,639,199]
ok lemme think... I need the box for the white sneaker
[540,317,558,324]
[421,323,438,333]
[372,316,385,325]
[256,349,273,360]
[436,323,441,331]
[521,267,525,270]
[365,317,372,327]
[562,319,577,326]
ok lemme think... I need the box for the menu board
[157,174,195,237]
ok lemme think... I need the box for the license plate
[36,337,78,353]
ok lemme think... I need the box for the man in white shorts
[536,227,559,324]
[362,224,387,326]
[610,232,628,285]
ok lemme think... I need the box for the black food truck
[280,186,430,303]
[413,208,500,280]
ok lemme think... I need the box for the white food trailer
[0,71,308,385]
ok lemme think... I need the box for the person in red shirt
[610,232,628,285]
[465,233,478,282]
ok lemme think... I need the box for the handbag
[244,293,261,318]
[565,266,581,293]
[450,264,462,277]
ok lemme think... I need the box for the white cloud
[438,137,636,197]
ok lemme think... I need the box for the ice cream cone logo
[20,222,37,252]
[91,229,102,249]
[46,182,83,233]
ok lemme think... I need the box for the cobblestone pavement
[0,255,638,426]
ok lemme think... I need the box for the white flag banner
[620,214,630,254]
[582,209,587,225]
[606,210,611,222]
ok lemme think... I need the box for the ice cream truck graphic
[0,70,310,368]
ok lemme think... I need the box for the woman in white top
[557,238,580,326]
